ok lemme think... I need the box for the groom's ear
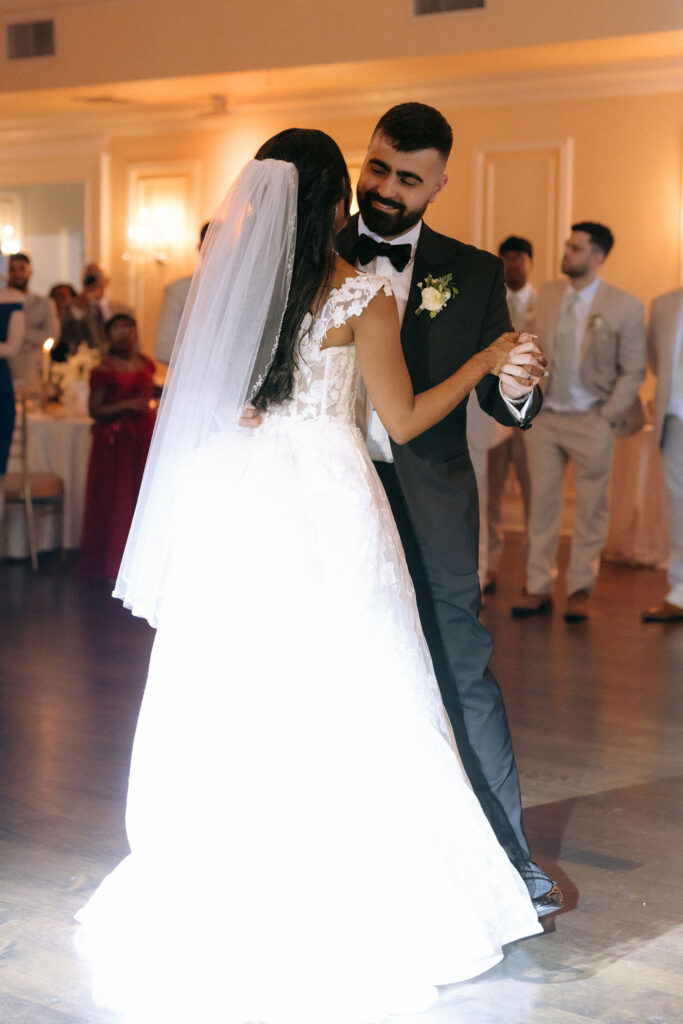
[428,172,448,205]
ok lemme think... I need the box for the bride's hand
[498,334,549,399]
[239,404,262,428]
[484,331,522,376]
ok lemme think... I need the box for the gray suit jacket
[532,278,646,434]
[9,292,60,395]
[154,274,192,364]
[648,286,683,447]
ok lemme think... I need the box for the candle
[42,337,54,383]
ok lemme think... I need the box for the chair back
[4,392,65,570]
[7,390,29,481]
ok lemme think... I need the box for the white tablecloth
[1,409,93,558]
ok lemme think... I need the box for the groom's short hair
[373,103,453,160]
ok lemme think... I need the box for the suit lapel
[402,224,455,373]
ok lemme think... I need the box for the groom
[336,103,562,916]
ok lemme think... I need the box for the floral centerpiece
[50,343,100,414]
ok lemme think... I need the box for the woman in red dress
[80,314,156,579]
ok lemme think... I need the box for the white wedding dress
[76,273,541,1024]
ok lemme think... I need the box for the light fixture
[124,203,185,266]
[1,224,20,256]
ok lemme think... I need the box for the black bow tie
[356,233,413,273]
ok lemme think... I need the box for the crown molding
[0,132,109,161]
[231,54,683,120]
[0,53,681,146]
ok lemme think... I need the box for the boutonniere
[415,273,457,319]
[588,313,614,340]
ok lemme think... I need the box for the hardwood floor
[1,541,681,1023]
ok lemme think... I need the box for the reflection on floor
[1,538,682,1024]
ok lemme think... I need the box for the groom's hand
[239,404,262,428]
[499,333,549,400]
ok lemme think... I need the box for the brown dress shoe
[642,600,683,622]
[564,589,591,622]
[511,593,553,617]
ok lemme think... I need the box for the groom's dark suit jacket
[336,216,542,575]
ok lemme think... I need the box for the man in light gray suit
[7,253,61,399]
[642,287,683,622]
[512,222,646,621]
[154,222,209,365]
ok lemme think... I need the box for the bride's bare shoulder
[331,253,363,287]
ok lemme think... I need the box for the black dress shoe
[514,860,564,918]
[511,593,553,617]
[482,572,497,596]
[531,883,564,918]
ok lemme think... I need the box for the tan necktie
[551,291,579,405]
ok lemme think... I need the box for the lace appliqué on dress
[266,272,392,426]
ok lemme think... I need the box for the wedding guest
[335,103,561,915]
[80,314,156,580]
[0,288,25,528]
[49,283,77,362]
[6,253,61,399]
[154,221,210,365]
[512,222,646,621]
[483,236,536,594]
[63,264,133,354]
[642,287,683,623]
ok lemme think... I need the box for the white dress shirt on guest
[506,282,537,333]
[545,277,601,413]
[355,215,531,463]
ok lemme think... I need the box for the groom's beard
[357,188,427,239]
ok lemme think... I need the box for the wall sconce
[1,224,20,256]
[124,203,185,266]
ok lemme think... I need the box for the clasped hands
[489,331,548,400]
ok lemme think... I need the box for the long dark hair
[252,128,351,410]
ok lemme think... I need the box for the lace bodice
[266,273,392,425]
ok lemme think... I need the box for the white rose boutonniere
[588,313,614,345]
[415,273,457,319]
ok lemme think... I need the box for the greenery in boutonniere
[415,273,457,319]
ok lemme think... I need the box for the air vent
[6,20,55,60]
[414,0,484,13]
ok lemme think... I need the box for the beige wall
[1,78,679,353]
[93,86,682,352]
[1,0,682,93]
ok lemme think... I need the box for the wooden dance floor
[1,539,682,1023]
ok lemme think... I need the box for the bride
[76,128,544,1024]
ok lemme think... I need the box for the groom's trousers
[374,455,531,867]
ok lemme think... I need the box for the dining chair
[4,393,65,570]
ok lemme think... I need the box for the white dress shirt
[355,215,531,462]
[545,276,602,413]
[506,283,537,332]
[356,216,421,461]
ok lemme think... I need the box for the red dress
[80,357,156,579]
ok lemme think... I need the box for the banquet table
[1,406,93,559]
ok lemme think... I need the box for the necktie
[551,290,579,405]
[356,233,412,273]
